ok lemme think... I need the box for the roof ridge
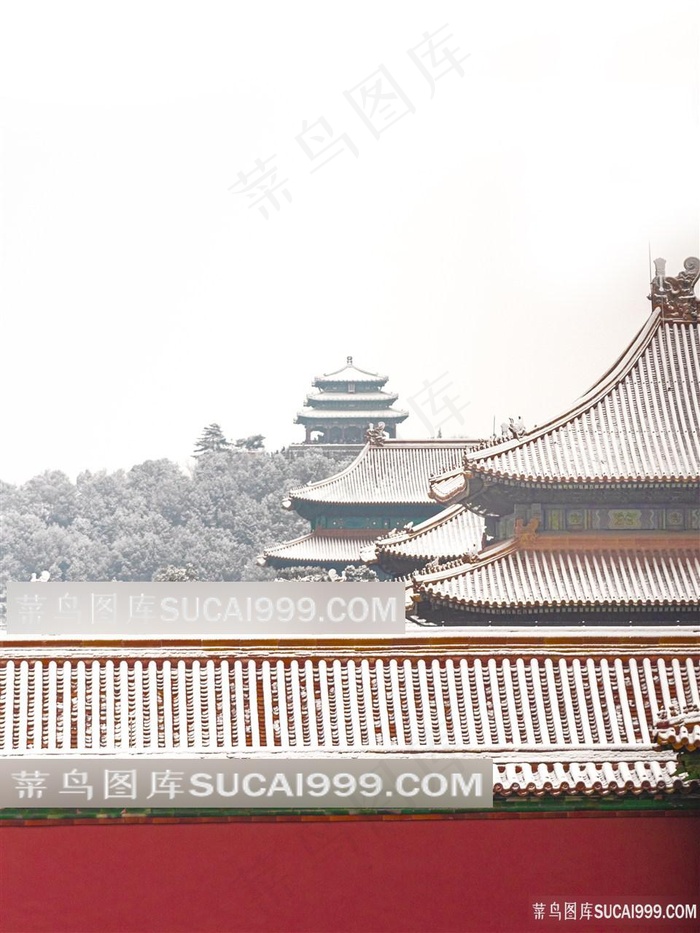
[285,443,370,501]
[429,302,699,492]
[464,310,662,469]
[315,359,387,381]
[286,441,480,504]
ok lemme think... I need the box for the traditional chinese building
[288,357,409,459]
[259,439,483,571]
[2,260,699,932]
[363,503,486,577]
[399,257,700,624]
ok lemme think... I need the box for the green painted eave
[2,794,698,822]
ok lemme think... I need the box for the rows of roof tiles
[413,544,700,610]
[493,760,689,797]
[289,442,472,505]
[2,654,697,769]
[431,316,700,494]
[301,391,400,405]
[261,531,380,565]
[369,505,485,564]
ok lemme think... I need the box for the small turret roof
[314,356,388,385]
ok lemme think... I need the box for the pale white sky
[1,0,698,484]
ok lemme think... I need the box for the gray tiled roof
[301,391,399,405]
[413,539,700,610]
[369,505,485,564]
[314,362,388,384]
[288,441,478,505]
[295,407,409,422]
[261,530,381,565]
[431,313,700,499]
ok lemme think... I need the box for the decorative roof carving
[365,422,388,445]
[654,702,700,752]
[375,505,483,554]
[649,256,699,322]
[500,416,526,440]
[514,516,540,545]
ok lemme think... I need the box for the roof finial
[653,257,666,287]
[649,257,699,322]
[347,355,353,365]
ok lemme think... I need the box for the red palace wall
[1,813,699,932]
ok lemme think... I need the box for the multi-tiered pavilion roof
[261,440,480,570]
[293,357,408,447]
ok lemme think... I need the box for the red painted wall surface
[1,814,699,932]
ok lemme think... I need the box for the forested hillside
[0,450,350,594]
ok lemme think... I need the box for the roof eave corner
[428,466,471,505]
[359,544,379,565]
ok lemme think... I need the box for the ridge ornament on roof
[649,256,699,322]
[429,269,700,499]
[365,422,389,445]
[513,516,539,545]
[654,702,700,752]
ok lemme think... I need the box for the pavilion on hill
[259,438,484,571]
[405,256,700,624]
[287,357,409,459]
[1,256,698,829]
